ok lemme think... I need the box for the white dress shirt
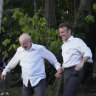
[2,43,61,87]
[62,36,93,68]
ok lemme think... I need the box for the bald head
[19,33,32,50]
[19,33,31,41]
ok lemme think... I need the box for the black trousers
[22,79,46,96]
[63,67,83,96]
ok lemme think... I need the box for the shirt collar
[22,43,36,51]
[67,36,74,42]
[29,43,36,51]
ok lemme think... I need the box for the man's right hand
[1,74,6,80]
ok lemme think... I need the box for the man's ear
[30,40,32,43]
[68,29,71,34]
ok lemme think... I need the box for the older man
[1,33,62,96]
[58,23,93,96]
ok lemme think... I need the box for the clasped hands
[55,63,84,78]
[55,68,63,78]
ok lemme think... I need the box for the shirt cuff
[87,58,93,63]
[54,62,61,70]
[2,70,7,75]
[83,55,93,63]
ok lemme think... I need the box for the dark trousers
[63,67,83,96]
[22,79,46,96]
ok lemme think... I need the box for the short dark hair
[58,22,72,30]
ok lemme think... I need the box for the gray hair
[19,33,31,41]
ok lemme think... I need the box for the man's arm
[40,46,62,77]
[75,57,90,70]
[76,39,93,70]
[1,49,20,80]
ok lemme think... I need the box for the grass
[0,87,22,96]
[9,87,22,96]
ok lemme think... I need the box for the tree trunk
[44,0,57,28]
[74,0,91,20]
[74,0,92,42]
[74,0,94,50]
[0,0,3,32]
[33,0,43,14]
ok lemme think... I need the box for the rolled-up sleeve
[2,48,20,75]
[77,39,93,63]
[40,46,61,70]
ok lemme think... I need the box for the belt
[64,66,76,71]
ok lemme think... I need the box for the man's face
[19,39,32,50]
[59,27,71,41]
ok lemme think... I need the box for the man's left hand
[75,62,84,70]
[55,68,63,78]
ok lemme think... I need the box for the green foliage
[93,3,96,12]
[85,3,96,23]
[0,9,21,56]
[2,16,7,24]
[1,9,62,59]
[85,15,95,23]
[74,11,87,40]
[2,39,10,46]
[12,9,62,54]
[1,17,7,32]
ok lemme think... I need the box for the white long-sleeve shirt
[2,43,61,87]
[62,36,93,68]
